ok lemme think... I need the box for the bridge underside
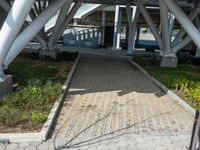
[0,0,200,80]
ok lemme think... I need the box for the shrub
[170,79,200,108]
[31,112,47,123]
[0,80,62,126]
[58,51,78,61]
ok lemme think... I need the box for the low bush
[170,79,200,108]
[178,55,200,66]
[58,51,79,61]
[0,80,62,126]
[0,56,75,129]
[133,55,200,109]
[31,112,47,123]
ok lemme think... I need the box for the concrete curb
[128,57,195,116]
[0,55,80,143]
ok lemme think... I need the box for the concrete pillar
[0,0,35,80]
[48,0,73,47]
[4,0,69,68]
[139,5,163,50]
[163,0,200,51]
[50,0,82,46]
[113,5,122,50]
[101,11,106,45]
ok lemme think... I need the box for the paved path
[0,54,193,150]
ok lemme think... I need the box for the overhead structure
[0,0,200,80]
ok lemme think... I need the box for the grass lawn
[0,53,77,133]
[133,55,200,109]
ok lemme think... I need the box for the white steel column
[48,0,73,47]
[50,0,82,46]
[173,36,191,52]
[138,5,163,50]
[113,5,122,50]
[195,14,200,57]
[126,4,140,54]
[0,0,47,47]
[0,0,35,80]
[101,11,106,45]
[4,0,69,67]
[169,13,175,41]
[163,0,200,50]
[159,0,173,56]
[172,6,200,46]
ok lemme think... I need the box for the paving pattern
[0,54,194,150]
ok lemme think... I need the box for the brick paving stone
[3,54,194,149]
[5,143,18,150]
[24,145,36,150]
[18,143,29,148]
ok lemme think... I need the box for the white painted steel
[52,0,82,46]
[48,0,73,47]
[164,0,200,50]
[138,4,164,50]
[159,0,173,56]
[126,4,140,54]
[112,5,121,50]
[172,5,200,46]
[0,0,47,47]
[4,0,69,67]
[0,0,35,80]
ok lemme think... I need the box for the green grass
[144,64,200,87]
[0,56,74,129]
[133,55,200,109]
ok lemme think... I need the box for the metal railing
[190,110,200,150]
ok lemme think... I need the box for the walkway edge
[128,57,195,116]
[0,55,80,143]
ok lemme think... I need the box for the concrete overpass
[0,0,200,81]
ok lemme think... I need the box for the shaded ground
[133,55,200,109]
[51,54,193,149]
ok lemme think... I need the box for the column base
[0,75,13,98]
[39,48,59,60]
[160,57,178,67]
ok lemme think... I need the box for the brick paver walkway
[0,54,193,150]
